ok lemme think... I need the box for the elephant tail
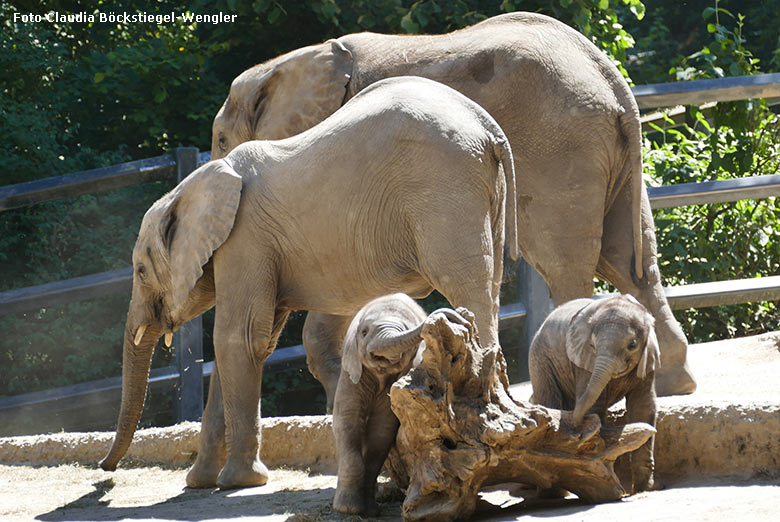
[495,137,519,261]
[619,102,645,281]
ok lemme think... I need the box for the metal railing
[2,73,780,434]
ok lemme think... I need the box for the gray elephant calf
[529,295,661,493]
[332,294,472,515]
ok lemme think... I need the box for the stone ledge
[0,416,337,474]
[1,333,778,481]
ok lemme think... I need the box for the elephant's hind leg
[427,252,501,349]
[418,202,505,348]
[303,312,352,413]
[512,151,607,309]
[598,190,695,396]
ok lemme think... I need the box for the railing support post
[515,259,552,382]
[173,147,204,422]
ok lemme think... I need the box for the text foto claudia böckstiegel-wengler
[12,11,238,25]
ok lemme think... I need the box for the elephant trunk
[572,354,618,426]
[366,323,424,361]
[100,323,159,471]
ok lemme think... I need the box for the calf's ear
[565,301,598,371]
[342,314,364,384]
[637,323,661,379]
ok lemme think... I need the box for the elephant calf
[529,295,661,493]
[332,294,471,515]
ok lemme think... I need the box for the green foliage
[647,111,780,341]
[0,1,225,179]
[641,3,780,342]
[623,0,779,84]
[672,2,758,81]
[0,293,175,396]
[262,367,326,417]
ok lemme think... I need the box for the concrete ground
[1,332,779,521]
[1,464,778,522]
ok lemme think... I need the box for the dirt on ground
[1,463,779,522]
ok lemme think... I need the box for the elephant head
[341,294,428,386]
[100,160,242,471]
[211,39,353,159]
[566,295,660,425]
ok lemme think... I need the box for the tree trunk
[389,308,654,522]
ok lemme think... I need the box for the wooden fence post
[173,147,204,422]
[515,259,552,381]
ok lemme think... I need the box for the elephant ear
[235,39,353,141]
[161,160,242,316]
[565,300,598,371]
[637,322,661,379]
[342,313,364,385]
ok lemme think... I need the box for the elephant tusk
[133,324,148,346]
[164,332,173,347]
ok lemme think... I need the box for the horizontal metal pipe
[664,275,780,310]
[632,72,780,109]
[648,174,780,209]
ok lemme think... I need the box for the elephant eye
[627,338,638,350]
[137,265,146,281]
[218,134,227,152]
[361,327,369,338]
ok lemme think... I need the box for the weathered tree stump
[389,308,655,522]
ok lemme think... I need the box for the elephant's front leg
[186,359,227,488]
[625,379,662,493]
[212,286,288,489]
[361,395,401,515]
[333,376,373,514]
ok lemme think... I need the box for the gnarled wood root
[388,308,655,522]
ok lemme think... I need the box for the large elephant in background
[100,77,518,489]
[210,11,696,399]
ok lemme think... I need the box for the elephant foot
[186,454,223,488]
[216,457,269,489]
[655,362,696,397]
[333,485,379,516]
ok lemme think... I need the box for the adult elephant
[210,11,695,399]
[100,77,517,488]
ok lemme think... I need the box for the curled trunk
[100,325,159,471]
[366,324,423,360]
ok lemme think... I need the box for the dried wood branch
[389,309,655,522]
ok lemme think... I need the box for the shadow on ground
[36,480,340,522]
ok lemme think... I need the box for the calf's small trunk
[572,354,618,426]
